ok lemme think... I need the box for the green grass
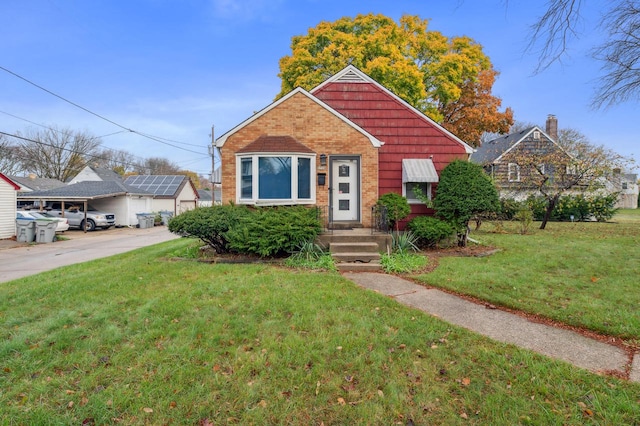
[1,238,639,424]
[414,209,640,342]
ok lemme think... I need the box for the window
[508,163,520,182]
[404,182,431,204]
[533,131,540,140]
[237,154,315,204]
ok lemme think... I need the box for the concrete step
[332,252,381,263]
[336,261,382,272]
[317,233,391,253]
[329,242,379,254]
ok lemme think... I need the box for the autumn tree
[278,13,513,146]
[502,128,632,229]
[16,126,102,182]
[94,148,139,175]
[527,0,640,107]
[133,157,181,175]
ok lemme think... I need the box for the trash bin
[159,210,173,225]
[35,218,57,243]
[16,218,36,243]
[136,213,153,229]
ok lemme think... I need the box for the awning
[402,159,439,183]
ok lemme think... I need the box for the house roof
[17,180,152,200]
[124,175,198,199]
[197,189,213,201]
[87,166,123,182]
[215,86,383,149]
[1,172,20,190]
[236,135,314,154]
[7,175,66,192]
[311,65,474,155]
[471,127,549,164]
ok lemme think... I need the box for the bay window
[237,154,315,204]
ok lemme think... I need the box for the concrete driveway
[0,226,180,283]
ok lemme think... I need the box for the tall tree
[528,0,640,107]
[134,157,182,175]
[17,127,102,181]
[94,148,139,175]
[278,13,513,146]
[0,134,23,175]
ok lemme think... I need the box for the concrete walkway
[344,272,639,383]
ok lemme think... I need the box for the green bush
[377,192,411,231]
[167,205,251,254]
[407,216,454,248]
[589,192,619,222]
[226,206,322,257]
[522,193,619,222]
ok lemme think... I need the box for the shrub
[167,205,251,254]
[523,193,619,222]
[407,216,454,248]
[391,231,419,253]
[514,206,534,234]
[226,206,322,257]
[590,192,619,222]
[377,192,411,231]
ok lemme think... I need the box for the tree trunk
[539,194,560,229]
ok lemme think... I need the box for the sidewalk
[344,272,639,383]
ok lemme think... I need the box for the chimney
[546,114,558,141]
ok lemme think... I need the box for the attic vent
[533,131,540,140]
[336,70,367,83]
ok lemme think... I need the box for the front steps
[317,229,391,272]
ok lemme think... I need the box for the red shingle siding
[315,81,469,225]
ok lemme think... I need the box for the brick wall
[219,92,379,226]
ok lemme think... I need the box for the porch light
[319,154,327,167]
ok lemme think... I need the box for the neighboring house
[7,174,66,193]
[69,166,123,184]
[197,189,213,207]
[603,172,638,209]
[123,175,199,215]
[471,115,570,200]
[18,181,154,227]
[215,65,472,228]
[0,172,20,239]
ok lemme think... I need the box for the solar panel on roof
[124,175,185,196]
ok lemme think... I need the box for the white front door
[331,158,359,222]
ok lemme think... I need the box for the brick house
[215,65,473,228]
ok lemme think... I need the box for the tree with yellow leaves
[278,14,512,146]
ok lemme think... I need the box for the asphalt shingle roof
[8,175,67,192]
[18,181,152,199]
[471,127,536,164]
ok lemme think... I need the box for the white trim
[216,87,383,149]
[402,182,432,205]
[508,163,521,182]
[311,65,475,154]
[235,153,316,206]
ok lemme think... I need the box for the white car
[17,211,70,232]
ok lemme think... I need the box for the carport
[17,181,154,231]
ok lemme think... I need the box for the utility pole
[208,125,216,204]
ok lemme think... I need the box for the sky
[1,0,637,179]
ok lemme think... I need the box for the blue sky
[1,1,637,178]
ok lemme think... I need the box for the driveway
[0,226,180,283]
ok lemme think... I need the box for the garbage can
[35,218,57,243]
[146,216,156,228]
[16,218,36,243]
[159,210,173,225]
[136,213,152,229]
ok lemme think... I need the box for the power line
[0,65,209,154]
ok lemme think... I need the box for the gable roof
[471,126,561,164]
[7,175,66,192]
[236,135,314,154]
[1,172,20,190]
[311,65,474,154]
[124,175,198,199]
[87,166,123,182]
[17,180,152,200]
[197,189,213,201]
[215,87,383,149]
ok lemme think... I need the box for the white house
[123,175,199,215]
[0,173,20,239]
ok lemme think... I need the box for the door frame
[329,155,361,223]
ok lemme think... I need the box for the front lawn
[414,209,640,343]
[1,238,639,424]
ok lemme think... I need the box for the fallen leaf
[80,397,89,406]
[258,400,267,408]
[143,407,153,413]
[398,344,406,349]
[337,397,346,405]
[461,377,471,386]
[336,346,343,351]
[377,390,384,397]
[67,401,74,409]
[315,381,321,395]
[169,401,177,408]
[591,276,599,283]
[65,390,75,395]
[460,412,468,419]
[583,409,594,417]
